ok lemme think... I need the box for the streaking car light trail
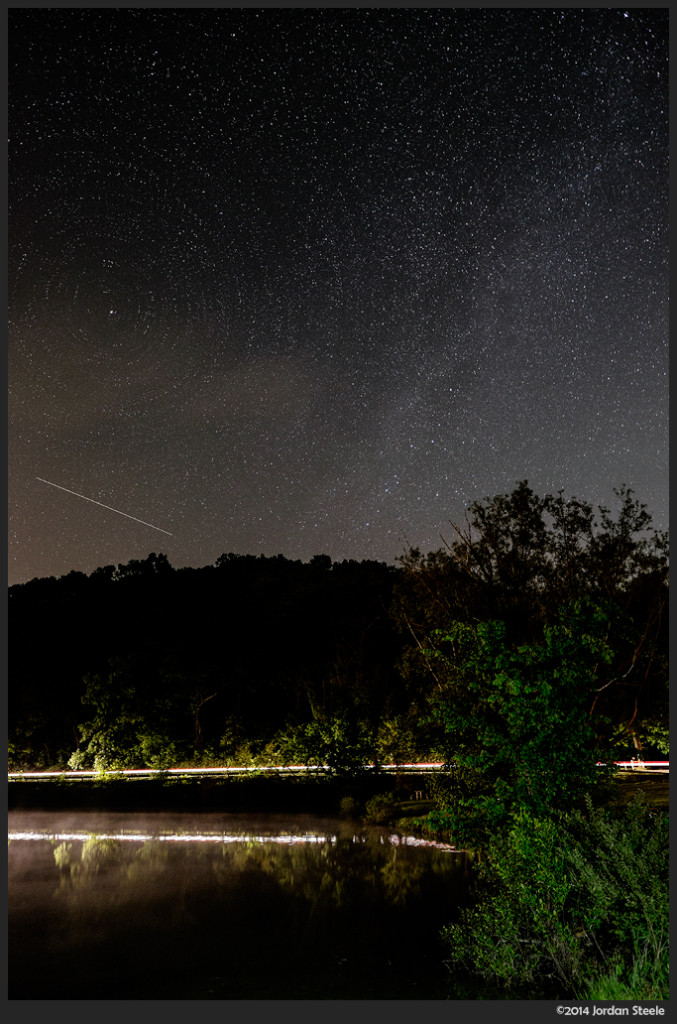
[36,477,173,535]
[7,761,669,781]
[7,763,442,779]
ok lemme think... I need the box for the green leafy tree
[423,599,617,846]
[69,664,146,770]
[69,658,184,771]
[394,482,668,761]
[275,711,375,776]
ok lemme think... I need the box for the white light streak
[36,477,173,536]
[7,763,445,780]
[7,830,458,851]
[8,831,333,845]
[8,760,669,782]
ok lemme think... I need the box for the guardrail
[8,760,669,781]
[600,760,669,771]
[7,763,441,780]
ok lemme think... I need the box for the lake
[8,809,474,1000]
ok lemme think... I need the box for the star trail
[8,8,668,586]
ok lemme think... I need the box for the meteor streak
[36,477,173,535]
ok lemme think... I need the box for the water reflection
[9,810,472,1000]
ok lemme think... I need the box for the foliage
[7,483,669,1000]
[421,599,616,846]
[8,483,667,776]
[137,732,181,771]
[374,713,422,765]
[578,950,669,1002]
[69,665,145,770]
[8,713,52,770]
[637,721,670,756]
[442,800,668,999]
[274,713,376,776]
[567,799,669,999]
[362,792,398,825]
[412,488,669,998]
[68,658,187,771]
[394,482,669,758]
[10,551,402,771]
[338,795,362,818]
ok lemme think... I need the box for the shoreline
[7,770,436,816]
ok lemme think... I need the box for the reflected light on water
[9,830,332,844]
[9,811,468,998]
[9,829,457,851]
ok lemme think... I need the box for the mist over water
[9,810,472,999]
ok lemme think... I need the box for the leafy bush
[374,714,422,765]
[422,600,619,846]
[441,800,669,999]
[363,792,398,825]
[273,714,375,775]
[338,795,362,818]
[67,748,88,770]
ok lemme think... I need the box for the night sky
[8,8,668,587]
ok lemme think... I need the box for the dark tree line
[9,551,404,770]
[9,483,668,774]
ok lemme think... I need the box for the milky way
[9,8,668,585]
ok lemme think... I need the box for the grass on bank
[433,775,669,1002]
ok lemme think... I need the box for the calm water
[8,809,473,1000]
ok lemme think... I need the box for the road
[8,760,669,781]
